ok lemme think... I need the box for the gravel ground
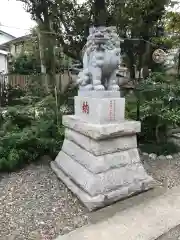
[0,157,90,240]
[157,225,180,240]
[1,155,180,240]
[143,154,180,189]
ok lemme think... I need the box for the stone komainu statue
[77,26,123,91]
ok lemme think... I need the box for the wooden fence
[0,75,8,107]
[0,71,72,93]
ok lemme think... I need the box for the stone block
[55,151,148,197]
[65,128,137,156]
[51,161,155,211]
[158,155,166,161]
[51,92,155,210]
[166,155,173,160]
[51,161,105,211]
[78,90,120,98]
[149,153,157,161]
[62,139,140,174]
[75,96,125,124]
[62,115,141,140]
[55,151,97,196]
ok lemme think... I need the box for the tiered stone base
[51,115,156,211]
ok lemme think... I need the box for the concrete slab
[55,185,180,240]
[88,185,165,224]
[157,224,180,240]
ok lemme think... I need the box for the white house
[0,49,8,73]
[0,29,15,45]
[0,30,15,74]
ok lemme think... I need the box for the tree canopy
[18,0,173,59]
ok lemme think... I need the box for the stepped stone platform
[51,91,155,211]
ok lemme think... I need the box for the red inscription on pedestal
[82,101,89,114]
[113,100,116,120]
[109,100,116,121]
[109,100,113,120]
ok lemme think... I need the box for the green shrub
[0,78,76,172]
[126,72,180,146]
[0,112,60,170]
[0,106,65,172]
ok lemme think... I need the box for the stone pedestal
[51,91,156,211]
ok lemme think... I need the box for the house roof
[0,29,16,39]
[0,34,32,47]
[0,49,8,55]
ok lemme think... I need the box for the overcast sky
[0,0,36,37]
[0,0,179,38]
[0,0,86,37]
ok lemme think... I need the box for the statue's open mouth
[93,33,108,43]
[94,32,104,38]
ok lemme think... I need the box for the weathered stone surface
[141,177,159,190]
[62,139,140,174]
[55,151,149,197]
[158,155,166,161]
[78,91,120,98]
[166,155,173,160]
[75,96,125,124]
[77,26,121,91]
[51,160,155,211]
[63,115,141,140]
[55,151,97,196]
[51,25,155,212]
[149,153,157,161]
[65,129,137,156]
[51,161,105,211]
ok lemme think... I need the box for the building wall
[0,54,8,73]
[9,40,33,57]
[10,43,24,56]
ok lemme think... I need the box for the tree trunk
[93,0,107,26]
[42,8,56,90]
[177,50,180,76]
[155,124,161,144]
[37,27,46,75]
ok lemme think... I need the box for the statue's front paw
[80,84,93,90]
[108,85,120,91]
[94,85,105,91]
